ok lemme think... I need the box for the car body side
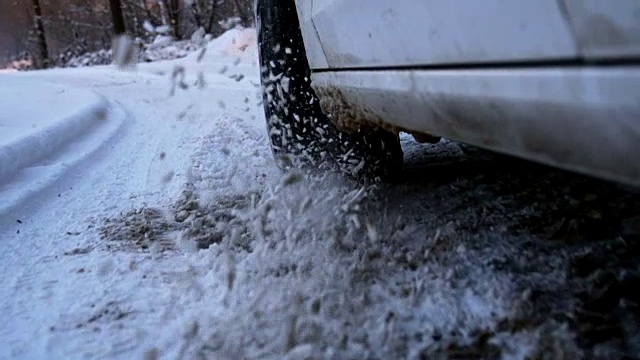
[294,0,640,187]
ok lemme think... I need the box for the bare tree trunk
[189,1,203,29]
[168,0,181,38]
[109,0,126,35]
[31,0,49,68]
[233,0,250,27]
[206,1,218,34]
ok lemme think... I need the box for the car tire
[256,0,403,180]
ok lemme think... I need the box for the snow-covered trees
[2,0,255,70]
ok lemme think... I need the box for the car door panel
[561,0,640,59]
[307,0,579,69]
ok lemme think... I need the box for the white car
[256,0,640,186]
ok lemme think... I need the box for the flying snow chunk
[155,25,171,34]
[149,35,173,49]
[196,71,206,89]
[196,47,207,62]
[143,20,155,34]
[112,35,138,70]
[191,27,207,47]
[169,65,188,96]
[281,76,290,94]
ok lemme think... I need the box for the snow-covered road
[2,29,640,359]
[0,29,278,358]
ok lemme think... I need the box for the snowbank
[0,76,109,183]
[211,28,257,59]
[193,27,258,64]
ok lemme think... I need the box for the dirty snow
[1,28,639,360]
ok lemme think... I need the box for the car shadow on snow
[386,138,640,357]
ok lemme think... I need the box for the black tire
[256,0,403,180]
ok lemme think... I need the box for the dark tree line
[8,0,254,69]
